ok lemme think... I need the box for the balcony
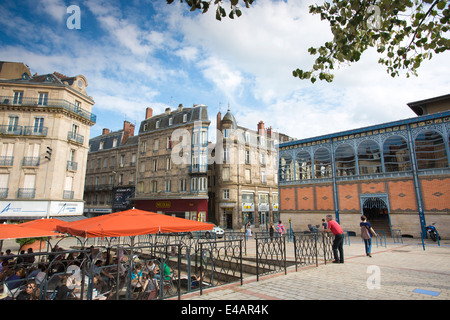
[0,125,23,135]
[67,160,78,171]
[68,131,84,144]
[23,126,48,137]
[22,157,40,167]
[189,164,208,174]
[17,188,36,199]
[0,96,96,123]
[63,190,74,200]
[0,156,14,166]
[0,188,8,198]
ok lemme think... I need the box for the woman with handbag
[360,215,378,257]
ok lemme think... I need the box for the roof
[138,104,210,134]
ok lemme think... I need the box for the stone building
[84,121,137,216]
[0,61,96,221]
[209,110,291,230]
[278,94,450,239]
[133,104,210,221]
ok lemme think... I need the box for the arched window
[279,154,294,181]
[415,130,448,169]
[296,151,312,180]
[358,140,382,174]
[314,148,332,178]
[383,136,411,172]
[335,144,356,176]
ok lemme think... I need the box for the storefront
[135,198,208,221]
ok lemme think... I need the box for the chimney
[122,121,135,144]
[267,126,272,137]
[145,107,153,119]
[178,104,183,111]
[217,111,222,131]
[102,128,110,135]
[257,121,265,135]
[165,107,171,114]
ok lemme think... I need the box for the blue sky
[1,0,449,140]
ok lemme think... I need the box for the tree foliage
[168,0,450,83]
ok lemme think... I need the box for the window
[154,139,159,151]
[38,92,48,106]
[179,179,187,192]
[120,155,125,167]
[33,117,44,134]
[335,144,356,176]
[99,141,104,150]
[165,180,171,192]
[168,117,173,126]
[261,170,266,184]
[156,120,160,128]
[260,152,266,166]
[183,114,188,122]
[0,174,9,197]
[113,138,118,148]
[13,91,23,104]
[383,136,411,172]
[199,177,207,191]
[166,157,171,170]
[151,180,158,193]
[138,181,144,193]
[191,177,198,191]
[8,116,18,133]
[223,189,230,200]
[415,130,448,169]
[223,129,229,138]
[358,140,382,174]
[141,141,147,152]
[314,148,332,178]
[166,136,172,149]
[296,150,312,180]
[223,148,229,163]
[279,154,294,181]
[245,150,250,164]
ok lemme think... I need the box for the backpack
[360,224,371,240]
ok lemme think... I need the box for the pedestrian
[276,220,285,237]
[246,221,252,238]
[360,215,377,257]
[324,215,344,263]
[269,222,275,240]
[321,218,327,231]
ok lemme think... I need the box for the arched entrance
[361,196,391,236]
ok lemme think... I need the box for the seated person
[191,266,204,288]
[131,263,144,292]
[154,262,171,281]
[15,281,40,300]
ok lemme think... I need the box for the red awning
[56,208,213,238]
[0,223,63,240]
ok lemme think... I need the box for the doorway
[361,196,391,236]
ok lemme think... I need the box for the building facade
[84,121,137,216]
[209,110,290,230]
[278,94,450,239]
[0,62,96,221]
[133,104,210,221]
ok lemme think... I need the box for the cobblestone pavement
[180,238,450,300]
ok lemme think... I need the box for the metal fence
[255,235,287,281]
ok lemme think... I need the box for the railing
[255,234,286,281]
[0,124,22,135]
[0,188,8,198]
[0,96,96,123]
[17,188,36,198]
[392,229,403,243]
[67,161,78,171]
[63,190,74,200]
[189,164,208,174]
[67,131,84,144]
[23,126,48,136]
[0,156,14,166]
[22,157,40,167]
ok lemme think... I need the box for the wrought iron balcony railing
[22,157,40,167]
[68,131,84,144]
[0,96,96,123]
[0,156,14,166]
[17,188,35,199]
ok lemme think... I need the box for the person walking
[324,215,344,263]
[360,215,377,257]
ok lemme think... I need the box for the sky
[1,0,449,142]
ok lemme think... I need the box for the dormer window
[156,120,160,129]
[169,117,173,126]
[183,114,187,123]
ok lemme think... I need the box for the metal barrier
[392,229,403,244]
[293,233,318,270]
[255,235,286,281]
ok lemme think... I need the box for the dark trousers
[332,233,344,262]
